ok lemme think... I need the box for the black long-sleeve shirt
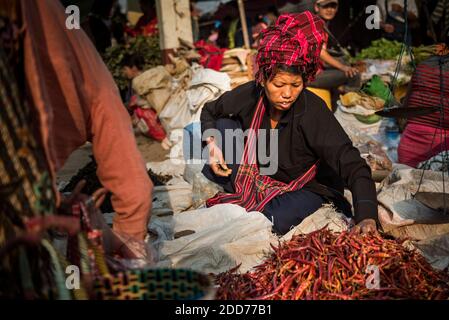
[201,81,378,224]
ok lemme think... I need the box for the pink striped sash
[206,96,318,212]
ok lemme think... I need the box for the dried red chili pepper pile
[215,229,449,300]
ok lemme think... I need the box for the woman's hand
[353,218,378,235]
[207,138,232,177]
[341,65,359,78]
[391,4,403,13]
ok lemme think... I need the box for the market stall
[3,0,449,302]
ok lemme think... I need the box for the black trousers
[201,118,325,235]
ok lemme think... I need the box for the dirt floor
[56,133,169,184]
[135,134,169,164]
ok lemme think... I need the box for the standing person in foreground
[200,12,379,235]
[14,0,153,243]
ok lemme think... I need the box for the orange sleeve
[21,0,153,240]
[91,88,153,241]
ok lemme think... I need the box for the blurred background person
[83,0,116,54]
[309,0,360,109]
[110,1,128,45]
[121,53,172,150]
[377,0,419,44]
[432,0,449,42]
[298,0,316,12]
[191,0,202,43]
[133,0,158,36]
[227,0,252,49]
[251,14,269,48]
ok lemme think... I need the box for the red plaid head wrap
[255,12,327,84]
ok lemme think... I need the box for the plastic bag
[63,194,158,268]
[191,172,222,209]
[361,75,392,105]
[133,107,167,142]
[107,231,158,268]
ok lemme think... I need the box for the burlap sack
[132,66,172,114]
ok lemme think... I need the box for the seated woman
[200,12,378,235]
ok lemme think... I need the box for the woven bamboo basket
[93,268,215,300]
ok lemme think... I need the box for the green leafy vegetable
[354,38,403,61]
[103,35,162,90]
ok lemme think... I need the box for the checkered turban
[256,12,327,83]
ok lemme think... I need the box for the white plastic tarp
[150,204,349,274]
[377,165,449,230]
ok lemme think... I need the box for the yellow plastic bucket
[307,87,332,111]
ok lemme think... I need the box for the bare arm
[321,48,345,69]
[320,48,359,78]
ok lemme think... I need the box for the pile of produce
[103,36,162,91]
[354,38,403,61]
[215,229,449,300]
[354,39,446,67]
[340,92,385,111]
[339,91,384,125]
[62,157,171,212]
[61,158,109,209]
[412,44,447,65]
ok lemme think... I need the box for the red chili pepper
[215,230,449,300]
[293,279,311,300]
[336,257,353,271]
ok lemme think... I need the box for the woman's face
[264,71,304,112]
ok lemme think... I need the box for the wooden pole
[156,0,193,64]
[237,0,251,49]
